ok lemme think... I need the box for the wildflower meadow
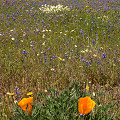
[0,0,120,119]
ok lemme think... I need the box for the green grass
[0,0,120,119]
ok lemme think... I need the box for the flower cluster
[39,4,70,13]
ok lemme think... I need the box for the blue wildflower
[43,52,46,56]
[14,86,20,95]
[44,58,47,62]
[108,35,110,38]
[30,41,35,46]
[65,53,68,57]
[80,56,84,59]
[97,61,100,63]
[82,59,86,62]
[70,50,73,54]
[102,53,106,59]
[42,20,45,23]
[85,61,90,66]
[53,55,57,58]
[60,46,63,50]
[13,18,15,21]
[15,40,18,45]
[80,29,83,34]
[23,50,27,56]
[47,47,50,50]
[92,40,95,45]
[103,32,106,36]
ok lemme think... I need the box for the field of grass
[0,0,120,119]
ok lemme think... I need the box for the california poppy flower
[18,97,33,115]
[78,96,95,115]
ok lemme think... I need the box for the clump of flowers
[11,80,116,119]
[39,4,70,13]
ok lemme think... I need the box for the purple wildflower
[80,29,83,34]
[92,39,95,45]
[23,50,27,56]
[102,53,106,59]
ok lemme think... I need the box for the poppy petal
[28,104,32,115]
[18,98,28,108]
[26,97,33,104]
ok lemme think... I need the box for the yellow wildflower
[86,80,89,91]
[27,92,33,96]
[58,57,64,61]
[86,85,89,91]
[11,93,15,96]
[44,90,47,93]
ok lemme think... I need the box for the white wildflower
[42,42,45,45]
[7,92,10,95]
[51,68,54,71]
[71,30,75,32]
[23,32,26,37]
[93,92,95,96]
[81,50,85,53]
[42,34,45,38]
[10,29,14,32]
[74,45,77,48]
[93,54,97,57]
[37,54,39,56]
[11,37,15,40]
[14,100,18,104]
[85,49,88,52]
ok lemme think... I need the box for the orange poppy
[18,97,33,115]
[78,96,95,115]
